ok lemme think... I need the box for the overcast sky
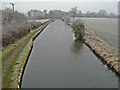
[1,0,119,14]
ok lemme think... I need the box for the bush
[71,19,85,39]
[2,8,42,47]
[63,16,71,25]
[2,23,29,47]
[29,21,42,30]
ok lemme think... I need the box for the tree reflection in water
[71,39,83,54]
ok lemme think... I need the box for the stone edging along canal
[84,29,119,76]
[16,22,50,88]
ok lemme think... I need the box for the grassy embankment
[84,29,119,76]
[71,19,119,76]
[2,21,49,88]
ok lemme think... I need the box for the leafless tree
[43,10,47,15]
[98,10,107,17]
[63,16,71,25]
[70,7,78,20]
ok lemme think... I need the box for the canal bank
[17,22,50,88]
[2,21,50,88]
[84,29,119,76]
[21,20,118,88]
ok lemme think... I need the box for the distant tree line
[27,8,118,20]
[1,7,117,47]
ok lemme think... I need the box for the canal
[21,20,118,88]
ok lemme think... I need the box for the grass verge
[2,21,49,88]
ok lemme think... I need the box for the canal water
[21,20,118,88]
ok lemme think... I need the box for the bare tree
[63,16,71,25]
[98,10,107,17]
[70,7,78,20]
[43,10,47,15]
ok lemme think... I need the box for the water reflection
[71,39,83,54]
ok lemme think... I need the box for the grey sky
[2,2,118,14]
